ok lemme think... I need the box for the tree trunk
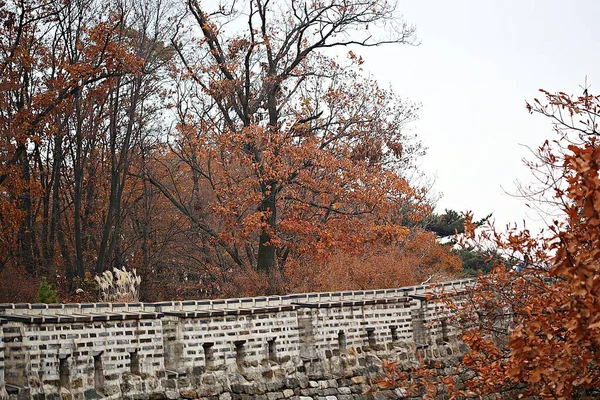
[46,133,64,274]
[256,185,277,275]
[73,93,86,279]
[97,77,140,272]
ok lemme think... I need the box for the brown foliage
[386,89,600,399]
[138,0,430,295]
[0,266,38,303]
[0,0,458,302]
[287,229,461,293]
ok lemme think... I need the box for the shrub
[95,267,141,302]
[35,277,60,304]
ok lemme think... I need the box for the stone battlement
[0,279,473,400]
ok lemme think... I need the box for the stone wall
[0,279,473,400]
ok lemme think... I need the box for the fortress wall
[0,278,473,400]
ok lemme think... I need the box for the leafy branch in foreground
[383,89,600,399]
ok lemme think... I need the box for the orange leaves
[0,0,422,297]
[436,89,600,399]
[167,68,429,286]
[289,228,462,293]
[369,224,410,244]
[158,0,425,285]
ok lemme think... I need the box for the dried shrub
[95,267,142,302]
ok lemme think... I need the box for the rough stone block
[349,385,362,394]
[350,377,364,385]
[162,379,176,390]
[178,377,191,387]
[132,394,151,400]
[219,393,233,400]
[285,378,300,389]
[202,375,217,386]
[180,389,197,399]
[266,391,284,400]
[165,390,178,400]
[298,376,309,389]
[231,384,244,394]
[83,389,98,400]
[300,388,319,396]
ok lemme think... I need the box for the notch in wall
[129,349,140,374]
[267,337,277,362]
[441,318,450,343]
[337,331,347,354]
[93,351,104,394]
[234,340,246,367]
[366,328,376,348]
[390,325,398,342]
[203,342,215,369]
[58,355,70,389]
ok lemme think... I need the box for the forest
[0,0,477,302]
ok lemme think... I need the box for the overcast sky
[357,0,599,232]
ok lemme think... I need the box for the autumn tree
[0,0,143,272]
[386,89,600,399]
[504,89,600,397]
[0,0,181,301]
[143,0,429,293]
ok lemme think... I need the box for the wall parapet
[0,278,474,400]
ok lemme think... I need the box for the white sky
[357,0,599,232]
